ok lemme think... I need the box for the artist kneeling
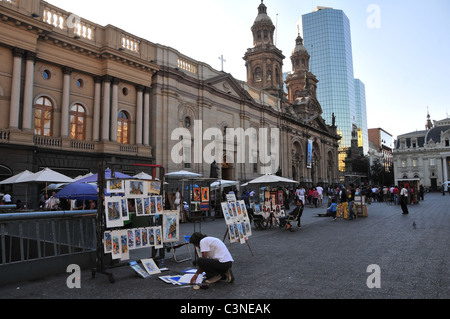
[189,232,235,285]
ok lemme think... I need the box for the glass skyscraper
[300,7,368,171]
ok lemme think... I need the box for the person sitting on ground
[189,232,234,285]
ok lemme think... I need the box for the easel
[223,227,255,257]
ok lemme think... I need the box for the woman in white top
[189,232,234,284]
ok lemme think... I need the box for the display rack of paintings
[101,178,168,264]
[221,194,253,245]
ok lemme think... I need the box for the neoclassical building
[393,114,450,190]
[0,0,340,206]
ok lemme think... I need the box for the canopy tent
[0,170,34,185]
[74,169,132,184]
[54,182,99,201]
[210,179,240,190]
[241,174,298,187]
[21,168,75,184]
[134,172,153,180]
[165,170,202,179]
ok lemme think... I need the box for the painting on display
[162,211,179,243]
[201,187,209,202]
[148,181,161,195]
[127,180,147,197]
[107,179,125,194]
[193,187,201,201]
[154,226,163,249]
[120,230,129,261]
[111,231,121,260]
[104,231,112,253]
[105,198,123,228]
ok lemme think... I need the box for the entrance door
[431,178,437,191]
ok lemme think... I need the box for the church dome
[254,1,273,24]
[293,35,309,55]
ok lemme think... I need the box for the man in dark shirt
[348,183,356,220]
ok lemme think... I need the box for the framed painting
[201,187,209,202]
[107,179,125,194]
[104,231,112,253]
[148,181,161,195]
[105,198,123,228]
[163,211,179,243]
[120,198,129,221]
[193,187,201,201]
[127,180,147,198]
[120,230,129,261]
[127,229,135,250]
[154,226,163,249]
[111,231,121,260]
[135,198,145,216]
[141,258,161,275]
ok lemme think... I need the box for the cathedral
[0,0,340,207]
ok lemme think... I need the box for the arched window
[254,67,262,82]
[117,111,130,144]
[34,96,53,136]
[70,104,86,140]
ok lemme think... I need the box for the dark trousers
[400,198,409,214]
[197,258,232,278]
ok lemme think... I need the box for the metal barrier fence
[0,210,97,265]
[0,210,97,285]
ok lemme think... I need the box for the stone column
[135,85,144,145]
[101,76,111,141]
[143,87,150,146]
[60,67,72,138]
[22,51,36,132]
[92,77,102,141]
[443,156,449,182]
[9,48,24,130]
[110,78,119,142]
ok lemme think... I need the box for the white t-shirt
[200,237,234,263]
[2,194,11,203]
[400,188,408,197]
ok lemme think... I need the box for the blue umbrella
[74,169,132,184]
[54,183,98,200]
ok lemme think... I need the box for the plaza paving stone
[0,192,448,300]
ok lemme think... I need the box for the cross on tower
[218,55,226,72]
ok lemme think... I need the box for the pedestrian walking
[400,185,409,215]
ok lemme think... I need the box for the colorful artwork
[201,187,209,202]
[135,229,141,248]
[143,197,150,215]
[149,227,155,246]
[112,232,121,260]
[163,211,179,243]
[129,261,151,279]
[148,181,161,195]
[104,231,112,253]
[141,228,149,247]
[127,229,135,250]
[193,187,201,201]
[155,226,163,249]
[105,198,123,228]
[136,198,144,215]
[121,198,129,221]
[127,180,146,197]
[120,230,129,261]
[107,179,125,194]
[156,196,163,214]
[141,258,161,275]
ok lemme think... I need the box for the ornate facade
[393,115,450,190]
[0,0,340,207]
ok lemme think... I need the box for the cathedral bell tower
[285,33,318,103]
[243,1,285,97]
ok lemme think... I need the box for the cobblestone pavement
[0,192,448,300]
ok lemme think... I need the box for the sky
[47,0,450,140]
